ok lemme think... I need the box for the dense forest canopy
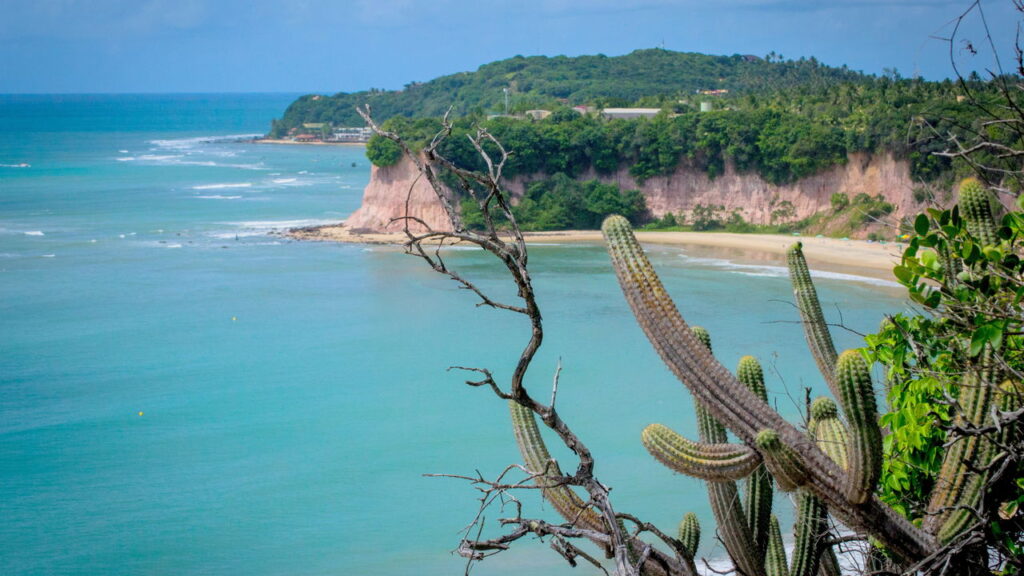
[275,49,1018,231]
[271,49,868,131]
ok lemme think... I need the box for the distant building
[330,127,373,143]
[700,101,713,112]
[601,108,662,120]
[294,134,319,142]
[572,105,595,115]
[524,109,552,120]
[302,122,327,130]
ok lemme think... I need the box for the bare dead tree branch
[357,106,692,576]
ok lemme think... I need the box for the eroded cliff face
[345,152,915,232]
[344,155,453,233]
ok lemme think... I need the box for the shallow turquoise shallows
[1,94,905,575]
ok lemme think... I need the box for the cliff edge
[343,152,915,234]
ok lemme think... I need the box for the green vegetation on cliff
[280,49,1017,233]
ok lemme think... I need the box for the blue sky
[0,0,1020,93]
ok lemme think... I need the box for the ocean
[0,94,906,575]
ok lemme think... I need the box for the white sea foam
[208,230,270,239]
[192,183,252,190]
[272,178,297,184]
[118,149,129,154]
[195,195,243,200]
[677,254,899,287]
[0,163,31,168]
[24,231,44,236]
[231,218,338,230]
[148,134,262,150]
[165,244,183,249]
[40,254,55,258]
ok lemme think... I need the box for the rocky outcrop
[344,155,453,233]
[344,152,916,232]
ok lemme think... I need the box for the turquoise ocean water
[1,94,907,575]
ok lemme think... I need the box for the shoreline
[252,138,366,147]
[288,224,904,283]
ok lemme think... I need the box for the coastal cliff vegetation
[278,49,1008,187]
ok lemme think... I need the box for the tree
[365,133,402,167]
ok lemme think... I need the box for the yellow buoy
[138,411,144,416]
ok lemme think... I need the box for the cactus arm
[756,429,810,492]
[924,345,1000,541]
[789,492,829,576]
[787,243,839,394]
[959,178,1000,246]
[808,397,850,470]
[602,215,936,561]
[678,512,700,560]
[738,356,774,562]
[835,350,882,504]
[510,400,606,532]
[765,515,790,576]
[642,423,762,481]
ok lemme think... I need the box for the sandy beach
[288,224,905,282]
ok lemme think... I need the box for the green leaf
[969,323,1001,357]
[893,265,914,284]
[914,213,930,236]
[919,250,938,270]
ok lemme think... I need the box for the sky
[0,0,1020,94]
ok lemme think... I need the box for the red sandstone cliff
[344,152,916,233]
[344,155,454,233]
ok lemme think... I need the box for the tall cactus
[924,344,1000,542]
[601,214,936,565]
